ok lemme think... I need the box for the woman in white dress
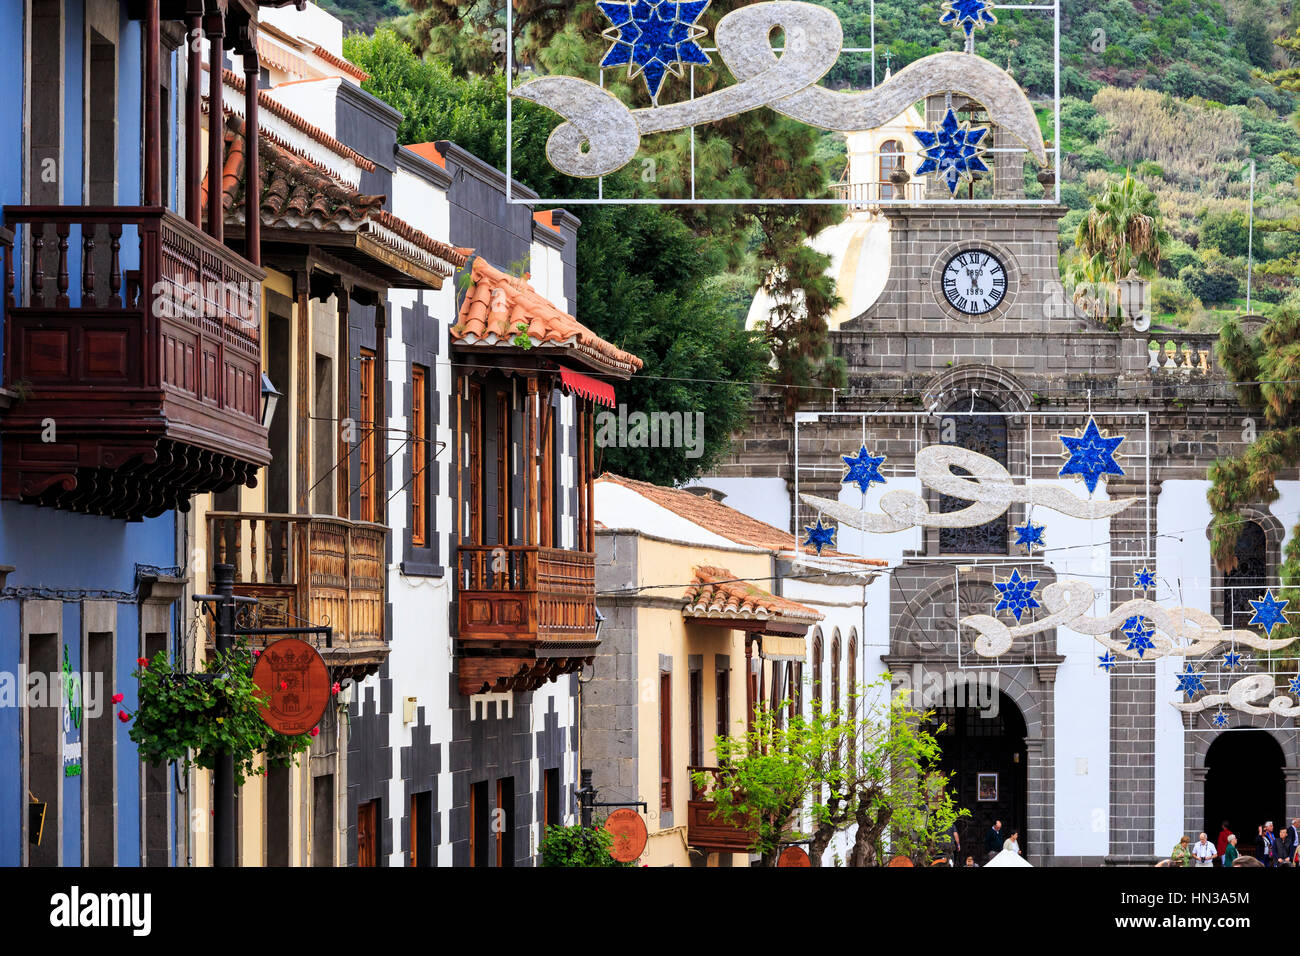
[1003,830,1021,855]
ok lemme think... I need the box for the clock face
[941,250,1007,315]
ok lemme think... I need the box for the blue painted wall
[0,0,180,867]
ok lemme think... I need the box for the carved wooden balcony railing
[1,206,269,518]
[686,766,760,853]
[206,511,389,677]
[455,543,598,695]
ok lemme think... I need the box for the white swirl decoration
[512,1,1047,178]
[961,580,1300,660]
[1173,673,1300,718]
[801,445,1137,536]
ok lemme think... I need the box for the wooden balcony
[687,766,760,853]
[1,206,269,519]
[455,544,598,695]
[207,511,389,678]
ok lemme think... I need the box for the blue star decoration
[1012,518,1046,555]
[1097,650,1118,673]
[913,107,989,197]
[1122,614,1156,658]
[1222,650,1244,670]
[939,0,996,37]
[598,0,711,102]
[802,517,836,555]
[1248,589,1290,637]
[1175,663,1206,700]
[1058,417,1125,495]
[1133,567,1157,592]
[1290,675,1300,697]
[1211,709,1230,729]
[841,445,888,494]
[993,569,1040,623]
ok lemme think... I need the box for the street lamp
[260,372,283,430]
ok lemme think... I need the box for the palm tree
[1070,170,1169,328]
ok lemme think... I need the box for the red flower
[117,710,130,723]
[310,727,320,737]
[253,649,262,657]
[331,681,341,696]
[111,693,124,704]
[136,657,149,667]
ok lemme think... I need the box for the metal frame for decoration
[505,0,1064,205]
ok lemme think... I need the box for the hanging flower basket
[124,644,313,786]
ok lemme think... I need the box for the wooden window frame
[689,667,703,767]
[410,365,428,546]
[659,671,672,813]
[715,666,729,739]
[496,389,509,544]
[468,382,483,544]
[358,347,376,523]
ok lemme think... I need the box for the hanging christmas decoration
[1133,567,1157,592]
[1211,709,1230,728]
[1172,672,1300,719]
[801,444,1137,537]
[992,569,1039,623]
[841,445,888,493]
[939,0,996,37]
[1097,650,1118,673]
[913,106,990,196]
[1174,663,1206,700]
[597,0,712,102]
[801,517,836,555]
[512,1,1048,179]
[1222,650,1244,670]
[1247,589,1290,637]
[962,578,1300,660]
[1012,517,1046,555]
[1058,417,1125,495]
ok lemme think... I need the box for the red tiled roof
[312,44,370,82]
[220,68,377,173]
[595,473,889,565]
[453,256,643,375]
[534,210,561,233]
[404,142,445,168]
[684,566,823,623]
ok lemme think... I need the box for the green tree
[538,823,634,866]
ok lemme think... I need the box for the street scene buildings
[3,0,1299,869]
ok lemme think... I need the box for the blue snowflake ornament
[1289,675,1300,697]
[598,0,711,102]
[1012,518,1046,555]
[1175,663,1206,700]
[939,0,996,37]
[1122,614,1156,658]
[1222,650,1244,670]
[913,107,989,196]
[1133,567,1157,592]
[993,569,1040,623]
[1097,650,1118,673]
[1211,709,1230,729]
[1058,417,1125,495]
[841,445,888,494]
[802,517,836,555]
[1248,589,1290,637]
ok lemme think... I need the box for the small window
[689,667,703,767]
[715,666,730,738]
[543,768,561,836]
[659,671,672,812]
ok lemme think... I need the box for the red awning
[560,367,616,408]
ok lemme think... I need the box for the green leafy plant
[538,824,634,867]
[512,321,533,349]
[124,646,313,786]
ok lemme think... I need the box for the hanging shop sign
[604,807,649,862]
[778,845,811,867]
[251,638,331,736]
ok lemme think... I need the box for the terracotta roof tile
[595,473,889,565]
[453,256,643,375]
[311,44,370,81]
[683,566,823,623]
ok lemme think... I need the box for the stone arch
[921,364,1033,415]
[1205,505,1285,626]
[1183,718,1300,849]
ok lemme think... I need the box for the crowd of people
[1162,820,1300,867]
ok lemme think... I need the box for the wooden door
[357,798,379,867]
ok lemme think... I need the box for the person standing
[1003,829,1021,856]
[985,820,1002,862]
[1223,834,1239,869]
[1192,832,1217,868]
[1278,826,1296,867]
[1171,835,1192,867]
[1262,821,1278,867]
[948,822,962,867]
[1216,821,1232,863]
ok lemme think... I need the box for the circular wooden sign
[603,808,648,862]
[251,638,330,736]
[778,846,810,867]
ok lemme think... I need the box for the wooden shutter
[468,382,482,544]
[496,389,509,544]
[411,365,427,546]
[359,347,376,522]
[659,671,672,812]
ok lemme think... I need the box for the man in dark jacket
[985,820,1002,861]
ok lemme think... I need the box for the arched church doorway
[928,691,1028,858]
[1204,730,1285,858]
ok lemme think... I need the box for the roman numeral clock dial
[941,250,1007,316]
